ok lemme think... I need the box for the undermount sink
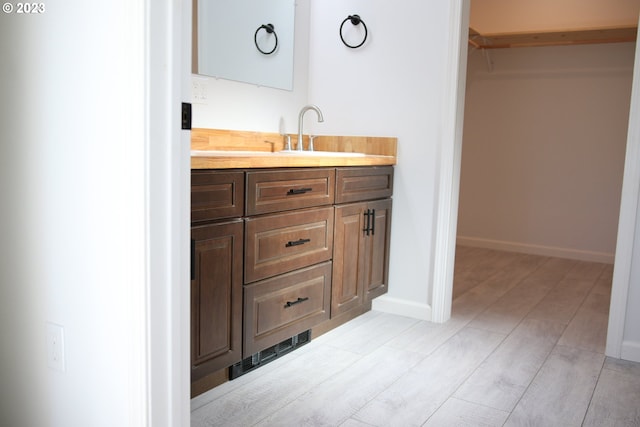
[277,150,367,157]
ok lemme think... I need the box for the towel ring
[254,23,278,55]
[340,14,367,49]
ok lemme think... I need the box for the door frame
[148,0,191,424]
[433,7,640,362]
[606,23,640,360]
[431,0,470,323]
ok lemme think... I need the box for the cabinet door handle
[363,209,371,236]
[370,209,376,236]
[287,187,312,195]
[285,238,311,247]
[190,238,195,281]
[284,297,309,308]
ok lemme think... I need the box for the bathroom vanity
[190,128,396,396]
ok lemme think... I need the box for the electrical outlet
[46,322,65,372]
[192,78,209,104]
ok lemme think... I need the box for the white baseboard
[371,296,432,321]
[621,341,640,363]
[456,236,614,264]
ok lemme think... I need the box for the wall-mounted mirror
[193,0,295,91]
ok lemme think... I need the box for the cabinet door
[332,203,366,317]
[191,220,243,381]
[363,198,392,300]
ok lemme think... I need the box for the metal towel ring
[254,23,278,55]
[339,14,367,49]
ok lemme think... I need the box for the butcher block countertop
[191,128,397,169]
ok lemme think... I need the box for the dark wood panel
[243,262,332,356]
[245,207,334,283]
[332,203,366,317]
[364,198,392,300]
[335,166,394,204]
[191,220,243,381]
[246,168,335,215]
[191,170,244,223]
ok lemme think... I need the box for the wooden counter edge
[191,154,396,169]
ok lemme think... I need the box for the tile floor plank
[557,271,612,354]
[320,312,419,355]
[454,318,565,412]
[254,346,425,426]
[504,345,605,427]
[352,327,505,427]
[583,358,640,427]
[190,247,636,427]
[423,397,510,427]
[191,346,361,427]
[466,257,576,335]
[385,317,468,356]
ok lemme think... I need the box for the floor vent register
[229,330,311,380]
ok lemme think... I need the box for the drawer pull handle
[284,297,309,308]
[287,187,312,195]
[285,238,311,247]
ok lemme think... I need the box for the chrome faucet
[297,105,324,151]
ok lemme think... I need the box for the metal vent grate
[229,330,311,380]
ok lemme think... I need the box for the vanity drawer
[243,261,331,357]
[244,206,334,283]
[191,170,245,223]
[335,166,394,204]
[246,168,335,215]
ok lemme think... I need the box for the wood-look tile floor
[191,246,640,426]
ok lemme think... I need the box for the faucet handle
[283,135,291,151]
[309,135,316,152]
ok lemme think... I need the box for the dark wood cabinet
[332,199,392,317]
[243,262,331,357]
[244,206,334,284]
[332,203,366,316]
[246,168,335,215]
[243,169,335,355]
[335,166,394,204]
[191,170,244,223]
[331,167,393,319]
[191,220,243,381]
[190,170,245,390]
[362,198,392,300]
[190,165,393,393]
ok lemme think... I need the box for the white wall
[458,43,634,263]
[192,1,462,318]
[191,0,310,132]
[0,1,184,425]
[0,9,46,426]
[307,0,455,316]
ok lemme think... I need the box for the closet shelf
[469,25,637,49]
